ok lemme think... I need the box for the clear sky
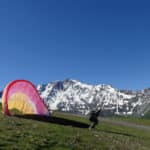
[0,0,150,90]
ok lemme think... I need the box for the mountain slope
[0,79,150,117]
[37,79,150,116]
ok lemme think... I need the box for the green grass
[0,109,149,150]
[108,116,150,126]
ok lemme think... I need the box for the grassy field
[0,108,150,150]
[0,103,150,150]
[108,116,150,126]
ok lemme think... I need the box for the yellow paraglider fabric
[8,93,36,114]
[2,80,50,116]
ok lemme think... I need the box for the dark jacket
[89,109,101,123]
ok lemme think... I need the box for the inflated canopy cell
[2,80,49,116]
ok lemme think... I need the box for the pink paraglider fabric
[2,80,50,116]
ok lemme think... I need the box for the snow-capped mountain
[0,79,149,116]
[37,79,150,116]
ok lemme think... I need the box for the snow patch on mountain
[37,79,144,116]
[0,79,149,116]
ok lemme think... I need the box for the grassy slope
[0,109,149,150]
[108,116,150,126]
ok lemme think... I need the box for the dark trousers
[89,121,98,129]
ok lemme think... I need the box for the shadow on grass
[100,129,136,137]
[14,114,89,128]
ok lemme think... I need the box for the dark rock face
[0,91,3,98]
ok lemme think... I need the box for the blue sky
[0,0,150,90]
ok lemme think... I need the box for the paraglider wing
[2,80,49,116]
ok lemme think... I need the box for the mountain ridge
[0,79,150,117]
[37,79,150,117]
